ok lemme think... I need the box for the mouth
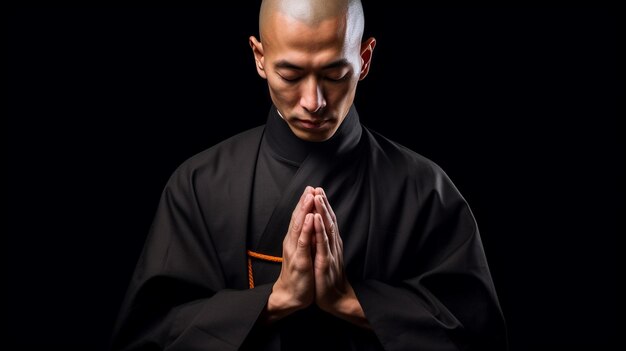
[294,118,331,131]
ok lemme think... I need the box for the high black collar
[264,105,363,165]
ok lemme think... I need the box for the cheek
[267,77,298,103]
[325,79,358,103]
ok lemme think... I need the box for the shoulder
[167,125,264,188]
[363,126,462,199]
[185,126,263,168]
[364,127,446,180]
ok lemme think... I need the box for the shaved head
[250,0,375,142]
[259,0,364,47]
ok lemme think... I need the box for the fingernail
[304,213,312,223]
[317,195,324,203]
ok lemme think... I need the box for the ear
[249,36,267,79]
[358,37,376,81]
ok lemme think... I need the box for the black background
[5,4,621,350]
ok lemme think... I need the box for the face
[251,13,375,142]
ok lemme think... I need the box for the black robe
[110,106,508,350]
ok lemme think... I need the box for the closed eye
[278,74,301,83]
[325,74,349,82]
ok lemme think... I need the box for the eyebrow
[274,58,350,70]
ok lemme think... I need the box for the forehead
[263,12,353,63]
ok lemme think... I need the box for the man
[111,1,508,350]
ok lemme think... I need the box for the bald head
[259,0,364,46]
[250,0,375,142]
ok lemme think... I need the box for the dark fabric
[249,109,304,251]
[110,105,508,350]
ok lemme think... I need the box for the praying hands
[265,186,370,329]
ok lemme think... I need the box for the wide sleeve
[110,164,270,351]
[352,167,508,351]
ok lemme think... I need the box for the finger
[314,213,330,260]
[296,213,314,255]
[316,187,337,223]
[315,189,340,253]
[320,189,343,256]
[288,187,314,238]
[294,186,315,214]
[289,193,314,246]
[314,194,336,253]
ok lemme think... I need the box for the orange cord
[247,250,284,263]
[247,250,283,289]
[248,257,255,288]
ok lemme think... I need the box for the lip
[295,118,329,130]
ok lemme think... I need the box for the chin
[299,132,333,142]
[288,127,328,141]
[287,120,337,142]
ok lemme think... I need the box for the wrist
[325,285,359,317]
[263,282,307,324]
[336,292,360,317]
[321,284,372,330]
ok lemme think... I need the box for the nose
[299,77,326,114]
